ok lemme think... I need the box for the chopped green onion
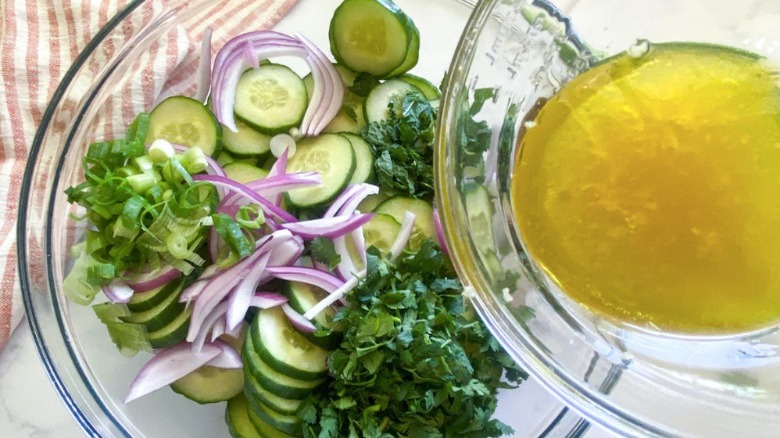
[236,205,265,230]
[127,173,156,194]
[179,146,208,174]
[125,112,150,144]
[149,138,175,163]
[165,233,190,259]
[132,155,154,173]
[212,213,253,259]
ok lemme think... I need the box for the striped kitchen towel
[0,0,299,351]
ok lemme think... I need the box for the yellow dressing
[512,43,780,333]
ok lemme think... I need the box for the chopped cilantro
[301,242,526,437]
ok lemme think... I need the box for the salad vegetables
[64,0,525,436]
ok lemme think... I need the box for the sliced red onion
[211,31,307,132]
[389,211,416,262]
[194,27,213,104]
[205,341,243,369]
[124,341,222,403]
[192,302,229,354]
[179,264,220,304]
[249,292,289,309]
[325,184,379,218]
[127,264,182,292]
[281,213,374,240]
[432,204,449,256]
[226,251,271,331]
[333,236,357,280]
[193,174,296,222]
[103,280,134,304]
[350,227,367,268]
[303,272,364,320]
[282,303,316,333]
[264,266,343,293]
[266,149,289,206]
[245,172,321,198]
[210,318,226,342]
[266,233,304,267]
[295,32,344,135]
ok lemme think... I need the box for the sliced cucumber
[329,0,414,78]
[362,213,401,253]
[217,150,236,167]
[398,73,440,99]
[285,134,355,208]
[234,64,308,135]
[364,79,424,124]
[385,19,420,77]
[226,394,262,438]
[285,282,342,350]
[147,306,191,349]
[244,372,304,415]
[356,193,389,212]
[375,196,438,249]
[341,133,374,184]
[146,96,221,156]
[245,400,296,438]
[120,282,185,332]
[243,332,325,400]
[126,279,182,313]
[222,120,272,158]
[171,364,244,404]
[250,307,329,381]
[248,399,301,437]
[224,162,269,184]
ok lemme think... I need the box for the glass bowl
[436,0,780,436]
[18,0,587,436]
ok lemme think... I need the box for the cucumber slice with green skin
[147,307,191,349]
[247,398,301,437]
[375,196,438,250]
[329,0,413,78]
[171,364,244,404]
[126,279,182,313]
[364,79,424,124]
[225,394,262,438]
[146,96,221,156]
[222,120,272,158]
[284,282,342,350]
[121,282,185,332]
[245,400,295,438]
[341,133,374,184]
[362,213,401,253]
[243,332,324,400]
[385,19,420,78]
[234,64,308,135]
[356,193,389,213]
[398,73,440,100]
[244,372,304,415]
[250,307,329,381]
[224,162,269,184]
[217,150,235,167]
[285,134,356,208]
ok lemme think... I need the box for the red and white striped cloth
[0,0,299,351]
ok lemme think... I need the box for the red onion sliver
[249,292,288,309]
[337,185,380,217]
[333,236,357,280]
[350,227,367,268]
[210,318,226,343]
[323,184,363,218]
[192,302,229,354]
[264,266,343,293]
[282,303,316,333]
[226,251,271,331]
[281,213,374,240]
[206,342,243,369]
[124,342,221,403]
[127,265,181,292]
[389,211,416,262]
[103,280,134,304]
[296,32,344,135]
[193,174,296,222]
[432,204,449,256]
[303,272,364,320]
[194,27,213,104]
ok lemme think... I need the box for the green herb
[362,93,436,201]
[458,88,495,178]
[301,242,526,438]
[309,237,342,270]
[348,72,381,97]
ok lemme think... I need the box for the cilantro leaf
[308,237,342,270]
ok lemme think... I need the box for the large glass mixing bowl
[436,0,780,436]
[18,0,588,436]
